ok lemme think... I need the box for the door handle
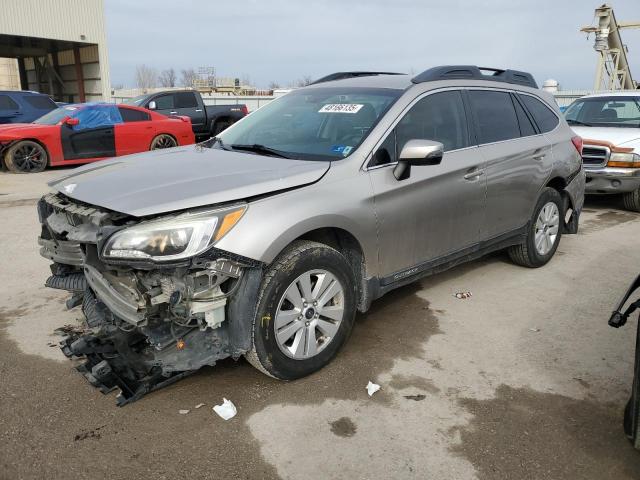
[195,109,203,112]
[532,153,546,160]
[170,111,178,114]
[463,170,484,180]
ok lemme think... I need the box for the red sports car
[1,102,196,173]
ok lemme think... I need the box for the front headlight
[102,205,246,261]
[608,152,640,168]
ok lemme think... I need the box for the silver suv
[38,65,585,404]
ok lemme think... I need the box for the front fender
[214,172,378,276]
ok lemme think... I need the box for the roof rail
[310,71,405,85]
[411,65,538,89]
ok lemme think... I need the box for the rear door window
[0,95,19,110]
[118,107,151,122]
[468,90,520,144]
[23,95,57,110]
[175,92,198,108]
[512,95,537,137]
[519,94,559,133]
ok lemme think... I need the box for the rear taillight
[241,105,249,116]
[571,136,583,156]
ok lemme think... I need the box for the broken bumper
[38,193,262,405]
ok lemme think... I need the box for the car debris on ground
[454,292,473,299]
[213,398,237,420]
[178,409,190,415]
[366,381,381,397]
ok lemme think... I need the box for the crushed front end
[38,192,261,405]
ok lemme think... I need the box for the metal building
[0,0,110,101]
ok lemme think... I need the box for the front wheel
[149,134,177,150]
[508,187,563,268]
[245,240,357,380]
[4,140,48,173]
[623,188,640,212]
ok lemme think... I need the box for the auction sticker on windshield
[319,104,364,114]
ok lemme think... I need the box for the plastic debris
[195,403,206,409]
[213,398,237,420]
[366,381,381,397]
[529,327,541,332]
[178,409,190,415]
[454,291,473,299]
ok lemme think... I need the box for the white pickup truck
[565,92,640,211]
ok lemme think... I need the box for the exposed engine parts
[39,192,259,405]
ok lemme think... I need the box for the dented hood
[49,145,330,217]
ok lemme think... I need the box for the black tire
[245,240,357,380]
[4,140,48,173]
[508,187,563,268]
[623,188,640,213]
[149,134,177,150]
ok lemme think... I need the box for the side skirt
[365,225,528,304]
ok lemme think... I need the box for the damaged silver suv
[38,66,585,404]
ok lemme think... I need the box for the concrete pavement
[1,170,640,479]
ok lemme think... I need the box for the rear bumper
[585,167,640,194]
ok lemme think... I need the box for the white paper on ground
[179,409,190,415]
[213,398,237,420]
[366,381,381,397]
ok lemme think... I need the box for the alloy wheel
[11,142,47,172]
[274,269,345,359]
[151,134,177,150]
[534,202,560,256]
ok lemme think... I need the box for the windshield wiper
[566,119,592,127]
[202,136,232,150]
[229,143,291,159]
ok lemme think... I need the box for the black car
[125,90,248,140]
[609,275,640,449]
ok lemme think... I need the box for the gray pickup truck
[125,90,248,140]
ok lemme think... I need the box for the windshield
[123,95,148,106]
[217,87,402,161]
[33,105,82,125]
[565,96,640,128]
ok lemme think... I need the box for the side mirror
[64,117,80,127]
[393,139,444,181]
[148,100,157,110]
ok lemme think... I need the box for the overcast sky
[104,0,640,90]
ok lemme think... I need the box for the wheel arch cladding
[294,227,369,313]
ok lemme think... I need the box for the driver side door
[60,105,121,160]
[367,89,487,282]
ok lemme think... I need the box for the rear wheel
[623,188,640,212]
[4,140,48,173]
[212,120,231,136]
[245,240,357,379]
[150,134,177,150]
[508,187,563,268]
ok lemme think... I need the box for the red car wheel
[4,140,48,173]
